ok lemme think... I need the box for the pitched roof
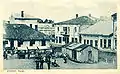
[53,16,98,25]
[74,44,98,52]
[66,43,98,51]
[61,42,73,47]
[3,24,52,40]
[80,20,113,36]
[67,43,82,49]
[15,18,42,20]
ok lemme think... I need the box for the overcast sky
[0,0,119,22]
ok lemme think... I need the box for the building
[63,43,98,63]
[3,23,53,52]
[111,13,117,50]
[79,15,116,50]
[9,11,55,36]
[53,14,98,45]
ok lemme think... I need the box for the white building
[111,13,117,50]
[3,23,53,51]
[9,11,55,36]
[54,14,98,45]
[80,14,117,50]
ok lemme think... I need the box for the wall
[10,16,55,35]
[55,24,90,45]
[98,50,117,63]
[77,46,98,62]
[4,40,50,49]
[81,34,113,50]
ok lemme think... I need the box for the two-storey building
[53,14,98,45]
[9,11,55,36]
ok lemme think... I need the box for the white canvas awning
[37,46,50,50]
[17,47,27,50]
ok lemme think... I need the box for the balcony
[60,31,69,36]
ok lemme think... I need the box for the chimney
[76,14,78,18]
[89,14,91,17]
[7,21,10,24]
[35,25,38,31]
[21,11,24,17]
[30,24,32,28]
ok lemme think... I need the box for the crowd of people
[3,49,68,69]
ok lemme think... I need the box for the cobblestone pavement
[3,58,117,69]
[52,58,117,69]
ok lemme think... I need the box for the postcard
[0,0,120,74]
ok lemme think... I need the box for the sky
[0,0,119,22]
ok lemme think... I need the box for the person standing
[35,54,40,69]
[63,54,67,63]
[28,49,30,59]
[40,56,44,69]
[46,55,51,69]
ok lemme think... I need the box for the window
[66,37,69,43]
[74,27,77,32]
[87,40,89,44]
[72,38,74,42]
[104,39,106,48]
[79,35,82,43]
[35,25,38,31]
[52,35,55,42]
[56,36,58,43]
[3,41,8,44]
[59,37,62,43]
[63,37,65,41]
[108,39,111,48]
[41,40,46,46]
[84,40,86,44]
[75,38,77,43]
[52,24,54,27]
[18,40,23,47]
[63,27,67,34]
[30,40,35,46]
[115,39,117,49]
[95,40,98,47]
[68,27,70,32]
[90,40,93,46]
[100,39,102,47]
[57,27,59,31]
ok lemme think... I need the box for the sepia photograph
[0,0,119,71]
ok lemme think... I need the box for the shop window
[84,40,86,44]
[30,40,35,46]
[59,37,62,43]
[100,39,102,47]
[108,39,111,48]
[95,40,98,47]
[90,40,93,46]
[104,39,106,48]
[56,36,58,43]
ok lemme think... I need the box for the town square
[2,0,117,70]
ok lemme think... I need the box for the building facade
[9,11,55,36]
[54,14,98,45]
[3,23,53,51]
[62,43,98,63]
[79,14,117,50]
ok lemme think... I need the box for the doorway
[72,50,77,60]
[88,51,92,61]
